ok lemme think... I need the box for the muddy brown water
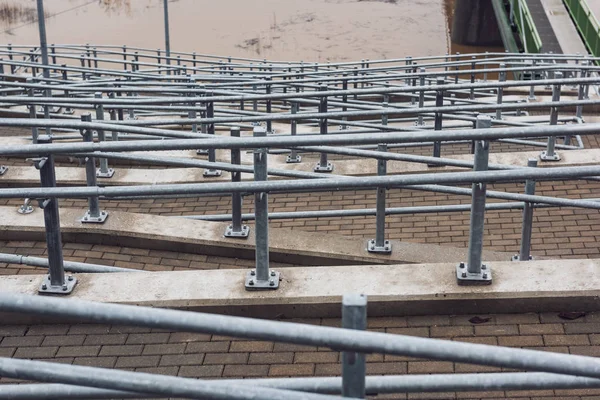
[0,0,502,62]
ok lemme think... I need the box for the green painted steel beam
[492,0,521,53]
[563,0,600,64]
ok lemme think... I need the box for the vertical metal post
[86,44,92,68]
[382,84,389,126]
[50,43,56,68]
[156,49,162,73]
[26,78,39,144]
[584,58,591,99]
[108,92,119,142]
[36,0,49,81]
[122,45,127,71]
[163,0,171,75]
[133,52,139,72]
[404,56,412,85]
[62,65,74,115]
[341,73,348,130]
[528,60,536,100]
[246,126,279,290]
[93,92,114,177]
[8,43,15,74]
[315,85,333,172]
[187,77,198,134]
[342,294,367,399]
[35,135,77,294]
[540,71,562,161]
[470,56,476,100]
[79,114,108,224]
[367,144,391,254]
[483,51,488,81]
[225,127,250,238]
[512,158,537,262]
[430,78,444,161]
[203,95,221,177]
[496,63,506,120]
[576,61,587,120]
[80,55,87,80]
[457,115,492,285]
[265,77,273,134]
[93,47,98,69]
[417,67,425,126]
[36,0,51,136]
[252,82,258,111]
[286,102,301,163]
[454,52,460,84]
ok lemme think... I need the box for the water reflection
[98,0,132,16]
[0,2,40,26]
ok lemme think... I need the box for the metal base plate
[245,270,280,290]
[314,162,334,172]
[63,108,74,115]
[81,210,109,224]
[539,151,561,161]
[511,254,534,262]
[17,204,34,214]
[456,262,492,286]
[39,275,77,294]
[286,155,302,163]
[367,239,392,254]
[203,169,222,177]
[224,225,250,238]
[0,165,7,175]
[96,168,115,178]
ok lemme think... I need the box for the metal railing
[0,47,599,291]
[2,293,600,399]
[0,1,600,397]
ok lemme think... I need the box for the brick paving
[2,312,600,399]
[1,127,600,398]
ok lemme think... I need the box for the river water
[0,0,502,61]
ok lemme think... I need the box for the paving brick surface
[0,311,598,399]
[1,125,600,399]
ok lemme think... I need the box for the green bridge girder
[563,0,600,64]
[492,0,543,54]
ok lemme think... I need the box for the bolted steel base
[245,270,280,290]
[224,224,250,238]
[286,155,302,163]
[539,151,561,161]
[96,168,115,178]
[367,239,392,254]
[511,254,534,262]
[39,275,77,295]
[203,169,222,177]
[196,149,209,155]
[17,204,34,214]
[63,108,74,115]
[81,210,109,224]
[456,262,492,285]
[314,161,334,173]
[0,165,7,175]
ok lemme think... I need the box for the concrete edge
[0,259,597,323]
